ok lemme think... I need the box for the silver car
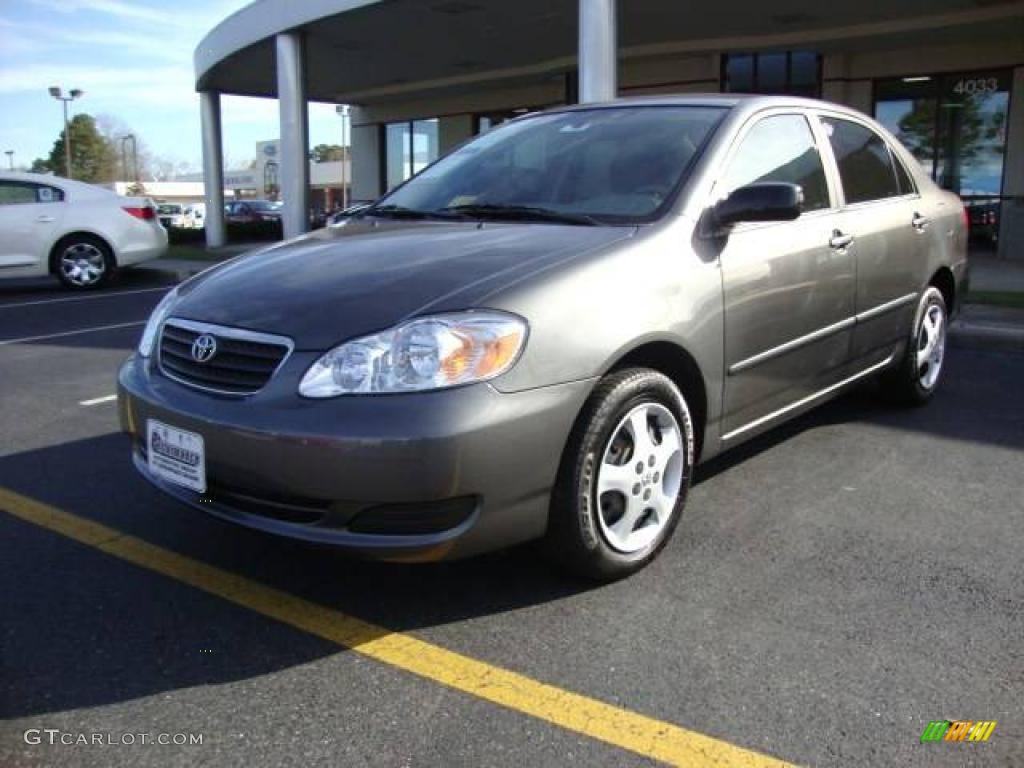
[119,95,967,580]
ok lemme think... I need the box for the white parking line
[0,320,145,346]
[0,286,171,310]
[79,394,118,407]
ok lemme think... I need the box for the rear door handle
[912,213,930,231]
[35,215,55,223]
[829,230,854,250]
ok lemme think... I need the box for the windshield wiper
[362,204,466,221]
[438,204,599,226]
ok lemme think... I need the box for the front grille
[158,319,292,395]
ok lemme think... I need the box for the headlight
[137,288,178,357]
[299,311,527,397]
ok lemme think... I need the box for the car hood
[172,220,634,350]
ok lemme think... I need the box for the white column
[349,106,381,201]
[199,90,226,248]
[578,0,617,103]
[276,31,310,239]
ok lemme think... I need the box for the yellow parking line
[0,485,794,768]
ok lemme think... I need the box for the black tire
[52,234,115,290]
[545,368,695,581]
[882,286,948,406]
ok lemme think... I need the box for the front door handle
[35,215,55,223]
[829,230,854,250]
[912,212,930,231]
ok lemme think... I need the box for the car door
[0,180,65,272]
[713,111,855,441]
[816,114,922,364]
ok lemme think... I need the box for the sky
[0,0,344,175]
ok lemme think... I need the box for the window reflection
[874,71,1010,198]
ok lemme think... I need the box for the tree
[894,91,1007,193]
[310,144,346,163]
[30,158,52,173]
[47,114,117,183]
[96,114,156,181]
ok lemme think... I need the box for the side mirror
[713,182,804,227]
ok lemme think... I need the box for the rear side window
[892,153,916,196]
[718,114,830,212]
[0,181,65,205]
[821,118,900,204]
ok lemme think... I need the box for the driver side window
[719,114,830,213]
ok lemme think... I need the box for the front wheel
[545,368,695,581]
[882,286,947,405]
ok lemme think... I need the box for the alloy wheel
[60,243,107,287]
[595,402,684,554]
[916,302,946,390]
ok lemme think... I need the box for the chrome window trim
[157,317,295,397]
[722,354,895,442]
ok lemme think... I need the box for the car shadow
[0,427,590,719]
[697,345,1024,484]
[1,345,1020,719]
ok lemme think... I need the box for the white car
[182,202,206,229]
[0,172,168,289]
[157,203,186,230]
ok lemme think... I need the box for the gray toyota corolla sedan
[119,95,966,580]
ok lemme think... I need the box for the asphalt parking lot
[1,268,1022,767]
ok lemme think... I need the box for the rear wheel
[545,368,695,581]
[54,235,114,290]
[883,286,947,405]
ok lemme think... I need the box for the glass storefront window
[725,54,754,92]
[874,70,1011,199]
[385,122,411,191]
[722,52,821,97]
[757,54,787,94]
[411,119,439,175]
[384,119,440,191]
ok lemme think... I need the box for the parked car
[120,96,966,580]
[182,203,206,230]
[157,203,185,229]
[965,198,999,246]
[225,200,282,235]
[0,171,167,289]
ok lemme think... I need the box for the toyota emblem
[191,334,218,363]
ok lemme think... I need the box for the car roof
[548,93,863,119]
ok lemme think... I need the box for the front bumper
[118,354,594,561]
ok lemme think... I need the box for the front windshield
[249,201,279,212]
[157,204,182,214]
[378,106,726,224]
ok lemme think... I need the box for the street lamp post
[48,87,83,179]
[119,134,138,181]
[4,151,12,171]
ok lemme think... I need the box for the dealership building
[194,0,1024,258]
